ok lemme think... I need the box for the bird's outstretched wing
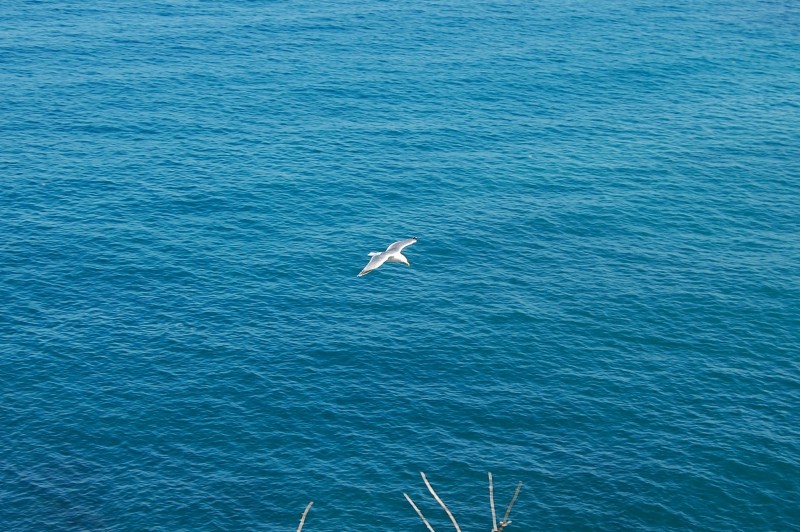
[358,252,389,276]
[385,237,417,253]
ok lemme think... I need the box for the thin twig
[297,501,313,532]
[498,481,522,530]
[420,472,461,532]
[404,492,436,532]
[489,472,498,532]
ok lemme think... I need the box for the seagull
[358,237,418,277]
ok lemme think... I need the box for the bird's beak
[406,260,411,266]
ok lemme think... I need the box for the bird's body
[358,237,418,276]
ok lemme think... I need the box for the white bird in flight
[358,237,418,277]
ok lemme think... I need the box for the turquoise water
[2,1,799,529]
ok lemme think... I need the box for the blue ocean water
[2,0,799,529]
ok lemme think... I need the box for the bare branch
[489,472,498,532]
[497,481,523,531]
[404,492,436,532]
[297,501,313,532]
[420,472,461,532]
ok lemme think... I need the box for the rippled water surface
[2,1,799,530]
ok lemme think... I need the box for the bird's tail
[367,252,381,256]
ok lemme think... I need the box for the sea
[1,0,799,530]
